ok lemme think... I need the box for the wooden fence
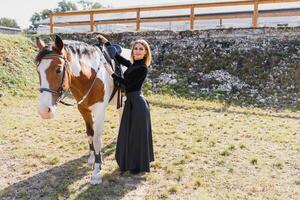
[49,0,300,33]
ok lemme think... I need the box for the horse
[35,35,127,184]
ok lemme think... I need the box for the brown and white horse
[35,35,126,184]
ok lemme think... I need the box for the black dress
[110,51,154,173]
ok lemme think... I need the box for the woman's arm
[104,42,131,67]
[112,67,147,87]
[96,34,132,67]
[114,53,132,67]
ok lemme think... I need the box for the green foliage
[0,35,38,97]
[29,9,53,31]
[29,0,77,32]
[142,80,153,95]
[78,0,102,10]
[251,157,258,165]
[0,17,19,28]
[220,150,230,156]
[29,0,102,32]
[91,2,102,9]
[55,0,78,12]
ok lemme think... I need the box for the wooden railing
[49,0,300,33]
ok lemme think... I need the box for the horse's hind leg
[78,105,95,166]
[90,102,105,184]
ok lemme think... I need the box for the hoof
[90,172,102,185]
[90,178,102,185]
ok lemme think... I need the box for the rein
[97,44,123,109]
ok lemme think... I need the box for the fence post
[90,12,94,32]
[136,8,141,31]
[190,6,195,31]
[50,14,54,33]
[252,0,259,27]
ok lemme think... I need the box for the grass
[250,157,258,165]
[0,94,300,199]
[0,34,37,97]
[0,34,299,199]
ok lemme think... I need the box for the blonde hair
[130,39,152,66]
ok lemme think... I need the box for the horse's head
[35,35,71,119]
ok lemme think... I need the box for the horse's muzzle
[37,106,56,119]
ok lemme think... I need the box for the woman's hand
[96,34,108,44]
[104,63,114,76]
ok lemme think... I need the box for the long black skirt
[115,91,154,172]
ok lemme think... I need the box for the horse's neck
[69,50,102,77]
[68,49,112,97]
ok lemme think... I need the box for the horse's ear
[54,35,64,53]
[36,37,45,50]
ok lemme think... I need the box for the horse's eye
[56,68,62,74]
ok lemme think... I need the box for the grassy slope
[0,34,38,97]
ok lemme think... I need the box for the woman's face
[133,43,147,61]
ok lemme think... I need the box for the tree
[78,0,102,10]
[40,9,53,19]
[29,0,77,32]
[29,9,53,31]
[0,17,19,28]
[92,2,102,9]
[29,0,102,32]
[54,0,78,12]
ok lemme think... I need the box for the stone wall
[41,27,300,108]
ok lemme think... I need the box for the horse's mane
[35,40,99,63]
[35,45,53,63]
[64,40,98,57]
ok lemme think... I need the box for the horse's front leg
[78,105,95,166]
[90,102,105,185]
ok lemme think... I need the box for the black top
[105,42,148,93]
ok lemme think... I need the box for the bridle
[37,44,121,107]
[37,52,101,106]
[38,53,70,106]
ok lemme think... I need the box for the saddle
[96,43,125,109]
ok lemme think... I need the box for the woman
[97,35,154,174]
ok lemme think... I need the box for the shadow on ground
[149,99,300,120]
[0,142,144,200]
